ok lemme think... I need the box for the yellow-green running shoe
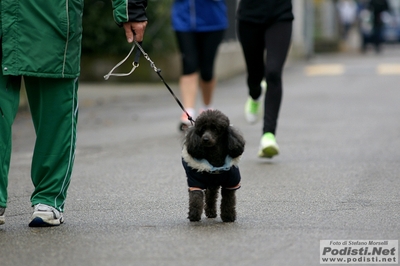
[244,80,266,124]
[258,132,279,158]
[244,97,260,124]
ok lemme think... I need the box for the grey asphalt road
[1,46,400,266]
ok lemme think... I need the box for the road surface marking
[377,64,400,75]
[304,64,344,76]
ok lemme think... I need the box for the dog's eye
[197,127,205,135]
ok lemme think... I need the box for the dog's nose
[202,136,210,142]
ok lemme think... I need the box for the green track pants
[0,75,78,212]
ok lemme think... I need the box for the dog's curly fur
[184,109,245,222]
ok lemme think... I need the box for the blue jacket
[171,0,228,32]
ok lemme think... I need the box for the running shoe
[244,97,260,124]
[0,207,5,225]
[198,107,213,115]
[258,132,280,158]
[261,80,267,94]
[29,204,64,227]
[179,110,195,132]
[244,81,266,124]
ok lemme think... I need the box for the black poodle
[181,109,245,222]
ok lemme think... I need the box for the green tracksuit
[0,74,78,212]
[0,0,147,212]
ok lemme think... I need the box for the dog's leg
[188,190,204,222]
[220,188,236,222]
[205,186,219,218]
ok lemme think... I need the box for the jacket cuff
[113,0,147,26]
[128,0,148,22]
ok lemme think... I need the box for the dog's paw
[205,208,217,218]
[221,214,236,223]
[221,208,236,222]
[188,213,201,222]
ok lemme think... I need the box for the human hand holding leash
[123,21,147,43]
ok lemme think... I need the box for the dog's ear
[227,126,245,158]
[185,127,206,159]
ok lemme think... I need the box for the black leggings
[175,30,225,81]
[237,20,292,135]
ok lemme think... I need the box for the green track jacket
[0,0,147,78]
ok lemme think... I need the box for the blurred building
[80,0,343,82]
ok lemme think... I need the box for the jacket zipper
[190,0,196,30]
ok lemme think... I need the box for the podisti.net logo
[320,240,398,264]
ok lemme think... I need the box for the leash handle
[104,43,140,80]
[134,43,142,65]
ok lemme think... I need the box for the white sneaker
[0,207,5,225]
[29,204,64,227]
[179,109,195,132]
[198,106,213,115]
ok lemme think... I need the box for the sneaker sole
[258,146,279,158]
[29,215,64,227]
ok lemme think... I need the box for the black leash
[104,40,194,126]
[133,40,195,126]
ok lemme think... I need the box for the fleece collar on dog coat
[181,145,241,173]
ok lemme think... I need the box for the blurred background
[80,0,400,82]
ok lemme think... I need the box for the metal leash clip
[132,40,159,74]
[104,39,195,125]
